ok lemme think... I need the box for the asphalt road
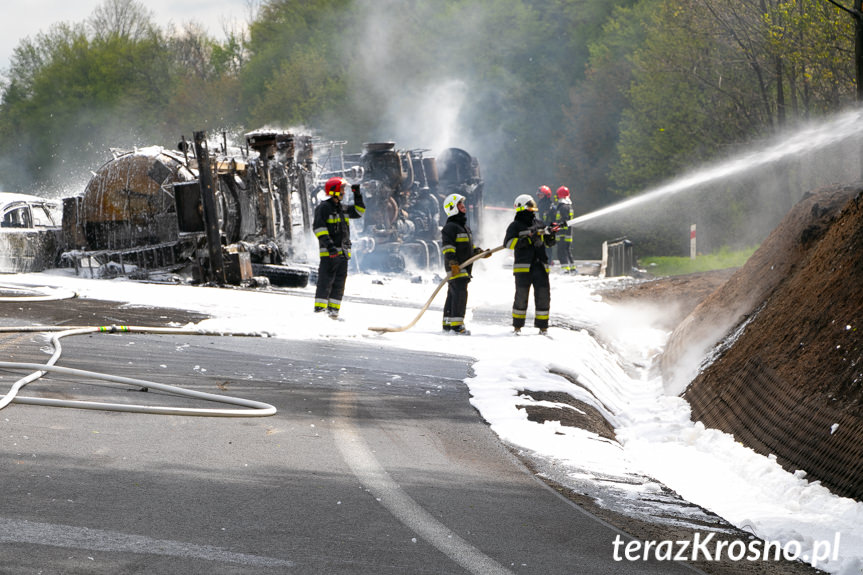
[0,299,699,575]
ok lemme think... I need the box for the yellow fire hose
[368,245,504,334]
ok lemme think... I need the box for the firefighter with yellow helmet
[440,193,486,334]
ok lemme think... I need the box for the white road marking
[0,517,293,568]
[332,391,513,575]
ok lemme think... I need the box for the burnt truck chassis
[61,129,317,287]
[59,129,483,285]
[322,141,483,273]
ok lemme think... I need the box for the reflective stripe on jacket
[313,195,365,258]
[554,201,574,243]
[441,213,475,280]
[504,212,555,274]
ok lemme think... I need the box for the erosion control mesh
[686,356,863,500]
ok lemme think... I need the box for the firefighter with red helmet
[553,186,576,274]
[313,177,365,318]
[504,194,557,335]
[440,193,486,335]
[536,185,555,260]
[536,185,553,224]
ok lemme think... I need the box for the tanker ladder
[60,241,181,279]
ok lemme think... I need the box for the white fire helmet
[514,194,538,212]
[443,193,465,217]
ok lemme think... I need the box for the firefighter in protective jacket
[536,185,554,260]
[440,193,485,334]
[504,194,557,334]
[553,186,576,274]
[537,185,554,225]
[313,177,365,317]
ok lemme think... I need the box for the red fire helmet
[324,177,347,197]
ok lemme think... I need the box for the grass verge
[640,246,757,276]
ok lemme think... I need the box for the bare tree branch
[823,0,862,19]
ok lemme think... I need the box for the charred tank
[339,143,483,273]
[63,146,194,252]
[62,131,316,286]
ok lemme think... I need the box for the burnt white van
[0,192,63,273]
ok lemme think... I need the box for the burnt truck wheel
[387,253,406,273]
[251,263,309,288]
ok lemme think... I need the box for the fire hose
[368,245,504,334]
[0,283,78,302]
[0,325,277,417]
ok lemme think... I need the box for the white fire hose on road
[0,283,78,302]
[0,324,277,417]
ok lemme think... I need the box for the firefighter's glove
[351,183,361,196]
[549,222,562,233]
[327,246,340,258]
[450,263,461,276]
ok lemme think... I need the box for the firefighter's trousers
[512,262,550,329]
[315,255,349,314]
[557,240,574,272]
[443,277,470,329]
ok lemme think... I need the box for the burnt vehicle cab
[338,143,483,273]
[0,192,63,273]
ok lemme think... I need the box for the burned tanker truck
[60,129,483,284]
[62,129,318,287]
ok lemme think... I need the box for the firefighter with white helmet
[440,193,486,334]
[553,186,576,274]
[312,176,365,318]
[504,193,557,335]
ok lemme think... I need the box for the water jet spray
[567,108,863,230]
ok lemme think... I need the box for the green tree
[556,0,653,215]
[162,22,245,133]
[240,0,352,130]
[0,0,248,192]
[0,1,173,189]
[609,0,856,199]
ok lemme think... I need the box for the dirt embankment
[599,269,736,331]
[645,184,863,501]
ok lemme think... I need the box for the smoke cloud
[339,0,518,204]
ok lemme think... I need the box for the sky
[0,0,249,71]
[0,258,861,574]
